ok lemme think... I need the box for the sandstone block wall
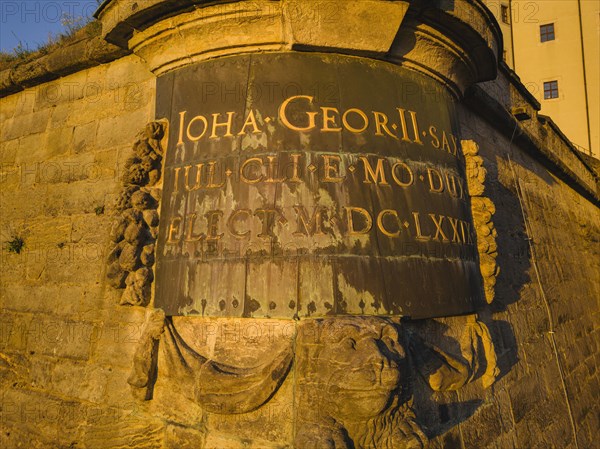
[436,101,600,449]
[0,54,159,448]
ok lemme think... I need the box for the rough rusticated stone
[0,33,130,98]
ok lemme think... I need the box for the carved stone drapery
[106,122,165,306]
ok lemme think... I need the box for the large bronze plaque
[154,53,482,319]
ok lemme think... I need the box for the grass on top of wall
[0,15,102,70]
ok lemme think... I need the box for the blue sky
[0,1,100,53]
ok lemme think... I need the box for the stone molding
[0,1,502,100]
[0,33,129,98]
[95,0,499,97]
[388,0,501,97]
[114,1,412,77]
[464,82,600,203]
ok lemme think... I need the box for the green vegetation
[0,13,102,68]
[6,236,25,254]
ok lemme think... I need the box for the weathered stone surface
[0,33,130,98]
[284,0,409,52]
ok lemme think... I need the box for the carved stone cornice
[387,0,501,97]
[95,0,411,75]
[94,0,500,96]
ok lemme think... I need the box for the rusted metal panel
[154,52,482,319]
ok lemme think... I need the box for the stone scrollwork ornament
[409,316,499,392]
[106,122,165,306]
[462,139,499,304]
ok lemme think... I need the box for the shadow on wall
[403,157,531,443]
[485,178,531,379]
[118,150,531,448]
[490,180,531,313]
[403,318,497,443]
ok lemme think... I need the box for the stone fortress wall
[0,1,598,448]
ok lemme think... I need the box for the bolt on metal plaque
[154,53,483,319]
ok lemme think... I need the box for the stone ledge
[122,0,412,77]
[499,61,541,111]
[464,70,600,204]
[533,115,600,184]
[0,34,130,99]
[579,152,600,178]
[94,0,212,47]
[417,0,501,81]
[95,0,500,97]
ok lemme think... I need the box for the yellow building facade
[485,0,599,158]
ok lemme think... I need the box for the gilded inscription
[170,154,465,196]
[164,207,474,254]
[177,95,462,158]
[165,95,474,261]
